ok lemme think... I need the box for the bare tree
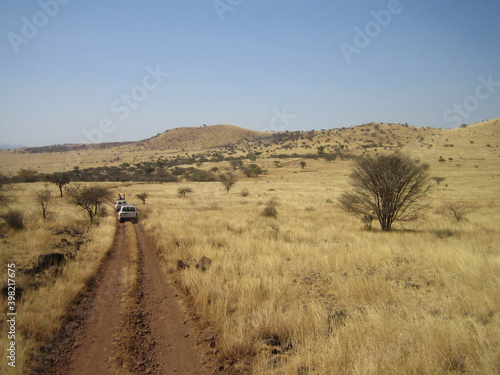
[66,185,111,223]
[219,173,237,193]
[339,154,432,231]
[34,186,53,220]
[446,202,473,222]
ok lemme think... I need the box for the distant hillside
[1,119,498,175]
[138,124,270,150]
[19,141,135,154]
[0,143,25,150]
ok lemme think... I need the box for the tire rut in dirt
[33,221,213,374]
[132,224,212,375]
[35,223,128,375]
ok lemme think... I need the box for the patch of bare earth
[36,222,216,374]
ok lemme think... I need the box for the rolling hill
[137,124,270,150]
[0,119,498,175]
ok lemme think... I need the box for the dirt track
[40,222,215,374]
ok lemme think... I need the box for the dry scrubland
[0,120,499,374]
[115,155,500,375]
[0,183,117,373]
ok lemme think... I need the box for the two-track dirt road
[39,222,216,374]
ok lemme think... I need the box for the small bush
[136,192,149,204]
[267,221,281,239]
[446,202,473,222]
[240,188,250,197]
[361,214,374,230]
[219,173,237,193]
[432,229,454,239]
[4,210,25,230]
[262,198,278,218]
[178,187,193,198]
[431,176,446,185]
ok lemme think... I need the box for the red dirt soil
[36,222,217,374]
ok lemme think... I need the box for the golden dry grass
[0,183,116,373]
[0,120,498,373]
[115,153,500,374]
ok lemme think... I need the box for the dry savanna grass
[0,182,117,373]
[0,119,499,374]
[114,152,500,375]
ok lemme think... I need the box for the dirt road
[40,222,215,374]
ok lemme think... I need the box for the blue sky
[1,0,499,147]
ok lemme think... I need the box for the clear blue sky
[1,0,499,147]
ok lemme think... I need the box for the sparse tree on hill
[34,186,53,220]
[339,154,432,231]
[47,172,71,197]
[66,185,111,223]
[219,173,237,193]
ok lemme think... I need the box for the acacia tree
[66,185,111,223]
[219,173,237,193]
[339,154,432,231]
[47,172,71,197]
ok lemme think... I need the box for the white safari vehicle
[118,204,138,223]
[115,198,128,212]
